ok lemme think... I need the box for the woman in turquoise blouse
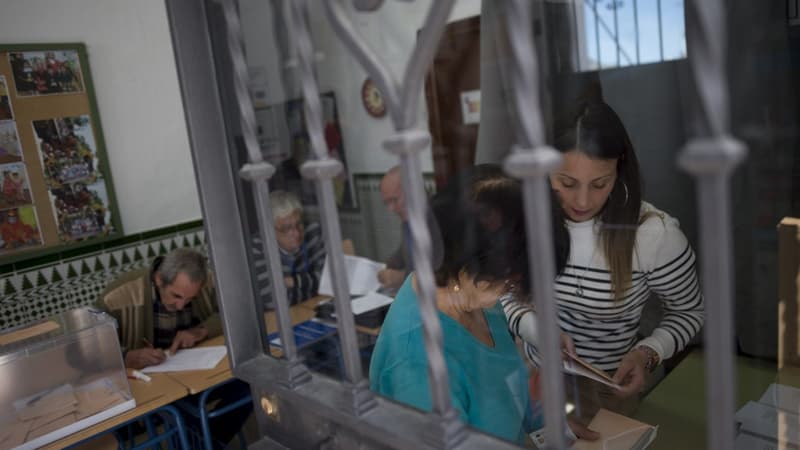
[370,166,568,444]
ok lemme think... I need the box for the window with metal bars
[165,0,799,449]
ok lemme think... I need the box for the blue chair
[175,379,252,450]
[66,404,190,450]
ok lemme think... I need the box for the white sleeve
[637,217,705,361]
[500,293,540,345]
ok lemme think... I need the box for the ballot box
[0,307,135,450]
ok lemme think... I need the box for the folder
[572,408,657,450]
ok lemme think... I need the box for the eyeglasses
[275,222,304,234]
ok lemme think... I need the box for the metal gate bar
[164,0,746,448]
[680,2,747,450]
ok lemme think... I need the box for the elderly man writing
[95,247,220,370]
[97,247,253,446]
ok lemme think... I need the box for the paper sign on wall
[460,90,481,125]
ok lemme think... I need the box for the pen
[142,338,153,348]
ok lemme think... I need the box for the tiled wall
[0,173,435,331]
[0,221,206,330]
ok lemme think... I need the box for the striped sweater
[252,222,327,307]
[503,202,704,371]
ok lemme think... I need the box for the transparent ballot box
[0,307,135,450]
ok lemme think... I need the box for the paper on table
[758,383,800,412]
[572,408,657,450]
[351,291,394,315]
[317,254,384,297]
[735,400,800,448]
[562,351,622,390]
[141,346,227,373]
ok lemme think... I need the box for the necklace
[574,246,597,298]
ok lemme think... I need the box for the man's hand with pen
[124,340,167,370]
[124,325,208,370]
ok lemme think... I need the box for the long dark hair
[431,164,569,297]
[554,86,643,301]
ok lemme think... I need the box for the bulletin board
[0,43,121,263]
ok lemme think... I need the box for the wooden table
[264,299,318,334]
[164,296,383,395]
[41,373,189,450]
[166,334,237,395]
[49,295,385,448]
[166,296,380,394]
[634,350,800,450]
[166,299,322,395]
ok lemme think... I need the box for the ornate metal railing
[165,0,743,448]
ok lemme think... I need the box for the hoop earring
[621,181,629,206]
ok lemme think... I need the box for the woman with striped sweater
[504,91,704,425]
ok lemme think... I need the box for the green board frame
[0,43,123,265]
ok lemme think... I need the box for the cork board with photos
[0,43,121,263]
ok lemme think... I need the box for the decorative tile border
[0,221,206,330]
[0,174,431,330]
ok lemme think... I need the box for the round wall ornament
[361,78,387,118]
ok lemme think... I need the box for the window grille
[165,0,744,448]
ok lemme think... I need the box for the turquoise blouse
[369,276,534,444]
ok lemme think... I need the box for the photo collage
[8,50,84,97]
[0,47,115,257]
[33,115,112,242]
[0,73,42,254]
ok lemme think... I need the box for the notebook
[563,351,622,390]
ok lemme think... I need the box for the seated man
[377,166,411,290]
[95,247,221,370]
[377,166,442,292]
[254,190,326,307]
[97,247,251,447]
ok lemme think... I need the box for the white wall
[240,0,481,174]
[0,0,481,235]
[0,0,202,234]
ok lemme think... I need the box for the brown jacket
[94,266,222,353]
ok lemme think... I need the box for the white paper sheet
[351,291,394,315]
[735,400,800,447]
[759,383,800,413]
[317,254,385,297]
[141,346,227,373]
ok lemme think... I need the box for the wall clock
[361,78,386,118]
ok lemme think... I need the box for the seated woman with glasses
[253,190,326,306]
[369,166,569,444]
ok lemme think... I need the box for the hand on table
[169,326,209,354]
[567,416,601,442]
[125,347,167,370]
[612,347,649,397]
[377,268,405,289]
